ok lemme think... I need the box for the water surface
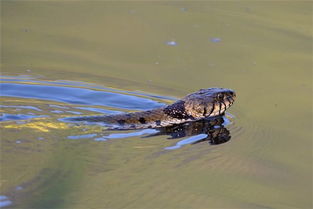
[1,1,312,209]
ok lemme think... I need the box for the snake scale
[70,88,236,129]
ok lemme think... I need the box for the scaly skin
[70,88,236,129]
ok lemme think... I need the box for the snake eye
[217,93,224,100]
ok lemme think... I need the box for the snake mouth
[209,95,235,117]
[223,89,236,107]
[224,95,235,110]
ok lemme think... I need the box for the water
[1,2,312,209]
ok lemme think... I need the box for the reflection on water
[0,113,48,122]
[1,1,312,208]
[0,195,12,208]
[0,105,42,111]
[1,82,164,110]
[0,76,233,151]
[155,116,231,149]
[65,116,232,150]
[0,76,235,208]
[0,76,170,127]
[67,133,98,140]
[94,129,159,141]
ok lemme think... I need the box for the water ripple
[0,113,48,121]
[67,133,98,140]
[1,83,164,111]
[0,195,12,208]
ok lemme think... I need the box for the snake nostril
[228,91,236,97]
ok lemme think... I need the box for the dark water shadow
[91,115,232,150]
[152,115,231,149]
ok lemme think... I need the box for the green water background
[1,1,312,209]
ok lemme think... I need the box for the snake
[69,88,236,129]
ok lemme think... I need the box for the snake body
[70,88,236,129]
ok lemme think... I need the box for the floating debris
[15,186,23,191]
[210,38,221,43]
[165,41,177,46]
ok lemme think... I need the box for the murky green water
[1,1,312,209]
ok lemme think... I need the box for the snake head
[182,88,236,118]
